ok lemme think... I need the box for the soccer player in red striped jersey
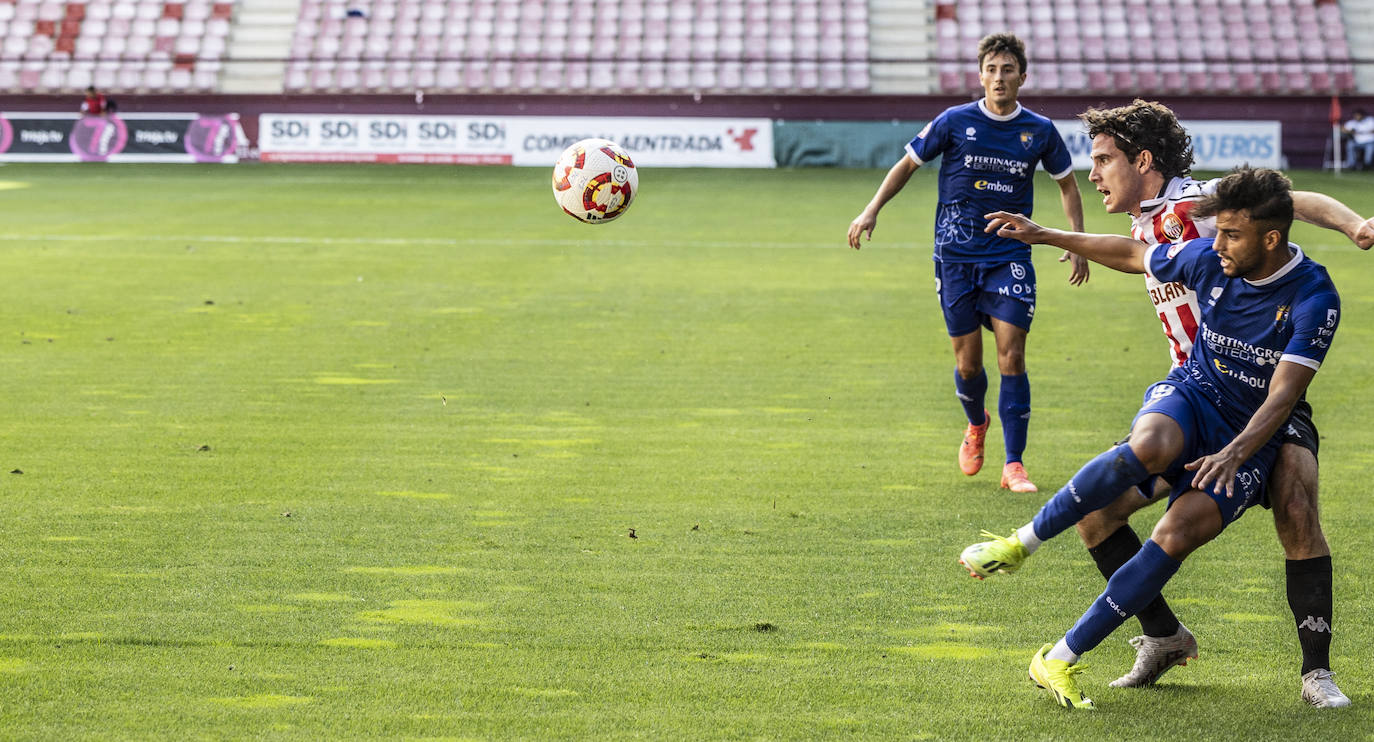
[982,100,1372,707]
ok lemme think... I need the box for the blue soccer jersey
[907,100,1073,264]
[1145,239,1340,430]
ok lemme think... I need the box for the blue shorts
[1133,379,1280,527]
[934,259,1036,337]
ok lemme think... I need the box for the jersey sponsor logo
[1200,322,1284,367]
[973,179,1015,193]
[1299,615,1332,634]
[1019,131,1036,150]
[963,154,1030,176]
[1162,212,1186,242]
[1213,358,1269,389]
[1010,262,1027,280]
[1149,280,1190,307]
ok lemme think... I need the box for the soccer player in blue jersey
[1051,101,1366,706]
[847,32,1086,494]
[960,167,1341,709]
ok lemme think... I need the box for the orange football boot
[958,411,990,476]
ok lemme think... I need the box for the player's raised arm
[1185,360,1317,498]
[1291,191,1374,250]
[984,211,1148,273]
[1053,173,1090,285]
[848,155,920,249]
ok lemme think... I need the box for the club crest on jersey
[1019,131,1035,150]
[1274,305,1290,331]
[1161,212,1186,242]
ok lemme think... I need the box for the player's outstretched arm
[848,155,920,249]
[1053,173,1090,286]
[1292,190,1374,249]
[984,211,1148,274]
[1185,361,1316,498]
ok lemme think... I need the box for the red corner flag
[1330,96,1342,126]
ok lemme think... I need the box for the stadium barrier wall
[257,113,775,166]
[0,111,246,162]
[0,94,1366,169]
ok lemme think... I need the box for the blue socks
[1032,443,1150,541]
[999,373,1030,463]
[953,370,1030,465]
[1066,540,1182,655]
[954,368,988,426]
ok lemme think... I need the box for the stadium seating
[0,0,1359,97]
[0,0,236,93]
[933,0,1357,96]
[282,0,873,94]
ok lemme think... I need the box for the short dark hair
[1078,100,1194,180]
[977,33,1027,74]
[1193,166,1294,245]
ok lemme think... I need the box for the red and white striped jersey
[1129,176,1220,368]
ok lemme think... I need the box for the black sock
[1286,556,1333,675]
[1087,525,1180,638]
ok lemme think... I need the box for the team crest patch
[1274,305,1290,330]
[1019,131,1035,149]
[1161,212,1186,242]
[1166,242,1187,258]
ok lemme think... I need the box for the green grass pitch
[0,163,1371,739]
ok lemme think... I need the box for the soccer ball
[551,138,637,223]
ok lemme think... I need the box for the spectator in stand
[1343,109,1374,171]
[80,86,108,117]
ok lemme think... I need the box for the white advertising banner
[1053,119,1282,171]
[258,114,775,168]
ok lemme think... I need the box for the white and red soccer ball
[551,138,637,223]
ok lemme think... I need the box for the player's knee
[1273,479,1322,540]
[1125,433,1172,472]
[996,349,1025,375]
[954,361,982,380]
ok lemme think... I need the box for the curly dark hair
[977,32,1027,74]
[1078,100,1194,180]
[1193,166,1294,244]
